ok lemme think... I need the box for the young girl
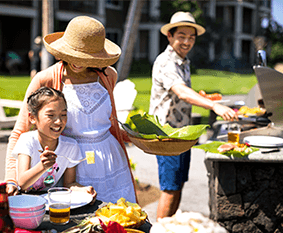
[12,87,96,199]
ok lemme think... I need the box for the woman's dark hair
[62,61,108,76]
[27,87,67,116]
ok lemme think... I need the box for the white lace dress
[62,81,136,203]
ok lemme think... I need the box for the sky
[272,0,283,27]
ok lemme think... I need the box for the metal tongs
[237,112,272,126]
[114,116,141,137]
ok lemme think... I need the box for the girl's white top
[12,131,83,191]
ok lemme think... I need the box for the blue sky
[272,0,283,26]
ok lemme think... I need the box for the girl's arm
[18,150,57,191]
[63,167,97,204]
[5,64,56,195]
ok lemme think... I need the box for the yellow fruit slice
[85,151,95,164]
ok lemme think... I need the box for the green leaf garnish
[128,113,209,140]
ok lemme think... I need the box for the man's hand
[213,103,238,121]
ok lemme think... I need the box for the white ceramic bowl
[10,206,46,217]
[11,212,45,229]
[9,195,47,212]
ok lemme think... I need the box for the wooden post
[41,0,54,70]
[116,0,145,82]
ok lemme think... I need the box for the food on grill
[217,143,252,153]
[198,90,222,101]
[237,106,266,116]
[95,198,147,228]
[150,209,227,233]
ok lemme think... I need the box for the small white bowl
[11,212,45,229]
[9,195,46,212]
[10,206,46,217]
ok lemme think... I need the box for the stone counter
[204,125,283,232]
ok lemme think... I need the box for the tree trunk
[116,0,145,82]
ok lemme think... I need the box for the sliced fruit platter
[62,198,146,233]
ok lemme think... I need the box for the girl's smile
[30,97,67,147]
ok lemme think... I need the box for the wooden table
[36,200,152,232]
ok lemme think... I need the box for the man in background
[149,11,237,219]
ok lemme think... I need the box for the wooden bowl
[128,136,198,156]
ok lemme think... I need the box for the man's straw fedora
[161,11,206,36]
[43,16,121,68]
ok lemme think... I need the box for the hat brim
[161,22,206,36]
[43,32,121,67]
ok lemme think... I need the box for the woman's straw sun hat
[43,16,121,67]
[161,11,206,36]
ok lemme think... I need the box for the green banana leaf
[193,141,259,157]
[128,113,209,140]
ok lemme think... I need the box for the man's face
[168,26,196,59]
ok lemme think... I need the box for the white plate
[243,136,283,148]
[41,191,93,210]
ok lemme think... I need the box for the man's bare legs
[156,184,183,220]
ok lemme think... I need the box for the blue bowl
[9,195,47,212]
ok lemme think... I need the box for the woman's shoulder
[105,66,117,78]
[32,62,62,85]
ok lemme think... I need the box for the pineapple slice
[85,151,95,164]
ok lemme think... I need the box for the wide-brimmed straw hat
[161,11,206,36]
[43,16,121,67]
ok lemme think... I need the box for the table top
[36,200,152,232]
[205,147,283,163]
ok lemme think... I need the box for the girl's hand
[6,183,19,196]
[40,146,57,170]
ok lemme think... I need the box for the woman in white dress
[5,16,136,203]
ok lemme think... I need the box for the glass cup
[227,123,241,144]
[48,187,71,225]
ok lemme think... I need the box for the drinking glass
[227,123,241,144]
[48,187,71,225]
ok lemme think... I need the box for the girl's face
[30,98,67,141]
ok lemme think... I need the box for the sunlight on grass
[0,75,30,100]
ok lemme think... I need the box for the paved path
[0,131,210,224]
[127,141,210,223]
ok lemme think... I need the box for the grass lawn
[0,69,258,123]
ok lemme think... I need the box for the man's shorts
[156,149,191,191]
